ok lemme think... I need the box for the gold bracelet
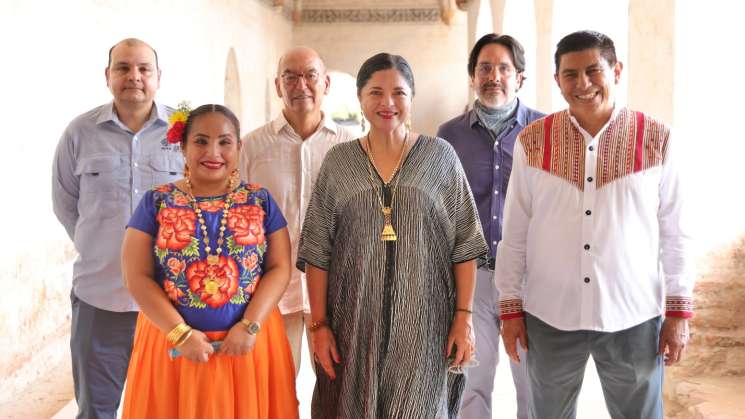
[174,329,193,348]
[166,323,192,345]
[309,318,328,332]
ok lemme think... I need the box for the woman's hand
[445,311,475,367]
[178,330,215,363]
[218,323,257,356]
[311,325,341,379]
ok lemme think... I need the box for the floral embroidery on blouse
[151,183,266,309]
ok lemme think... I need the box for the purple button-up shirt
[437,99,544,259]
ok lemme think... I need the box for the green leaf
[187,290,206,309]
[155,247,168,264]
[227,236,242,256]
[257,242,267,258]
[182,237,200,258]
[230,288,246,305]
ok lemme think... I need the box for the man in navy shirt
[437,33,544,419]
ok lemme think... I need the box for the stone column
[466,0,494,104]
[534,0,554,112]
[490,0,506,33]
[627,0,675,122]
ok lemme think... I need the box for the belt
[478,257,496,271]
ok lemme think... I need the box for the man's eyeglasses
[476,63,515,77]
[281,71,321,86]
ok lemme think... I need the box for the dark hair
[181,104,241,146]
[356,53,415,96]
[467,33,527,81]
[108,38,159,69]
[554,30,617,73]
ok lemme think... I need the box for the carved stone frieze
[300,8,442,24]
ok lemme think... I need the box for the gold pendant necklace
[185,176,237,265]
[365,132,409,242]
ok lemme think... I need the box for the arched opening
[323,70,363,138]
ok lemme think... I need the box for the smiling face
[182,112,241,188]
[358,68,412,133]
[555,47,622,124]
[471,43,523,108]
[105,41,160,109]
[275,47,329,118]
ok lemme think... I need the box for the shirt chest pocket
[75,154,126,193]
[74,154,127,218]
[149,153,184,186]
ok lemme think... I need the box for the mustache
[480,82,503,91]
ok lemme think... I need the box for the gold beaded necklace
[185,176,237,265]
[364,132,409,241]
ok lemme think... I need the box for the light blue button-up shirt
[52,101,184,312]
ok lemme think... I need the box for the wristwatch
[240,318,260,335]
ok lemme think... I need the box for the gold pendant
[207,255,219,265]
[380,207,397,241]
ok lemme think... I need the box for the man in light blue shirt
[52,38,183,419]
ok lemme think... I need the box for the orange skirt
[122,308,299,419]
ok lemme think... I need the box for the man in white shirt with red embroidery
[240,47,354,374]
[495,30,693,419]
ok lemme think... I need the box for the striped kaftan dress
[297,135,488,419]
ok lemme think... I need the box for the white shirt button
[494,190,499,195]
[493,215,497,220]
[492,241,497,245]
[134,162,139,168]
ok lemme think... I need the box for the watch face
[246,321,260,335]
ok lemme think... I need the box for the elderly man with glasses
[239,46,354,375]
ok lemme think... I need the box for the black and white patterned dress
[297,135,488,419]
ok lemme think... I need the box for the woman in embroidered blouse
[120,104,299,419]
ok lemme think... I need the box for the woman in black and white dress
[297,53,488,419]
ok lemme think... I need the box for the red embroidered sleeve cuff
[499,299,524,320]
[665,296,694,318]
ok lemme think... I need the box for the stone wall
[0,0,292,403]
[665,238,745,418]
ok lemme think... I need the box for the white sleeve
[658,130,695,315]
[52,129,79,240]
[494,137,532,311]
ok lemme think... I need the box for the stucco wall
[0,0,292,402]
[293,11,469,136]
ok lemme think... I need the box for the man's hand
[501,317,528,364]
[658,317,690,366]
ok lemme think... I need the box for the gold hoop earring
[183,164,190,178]
[405,119,412,132]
